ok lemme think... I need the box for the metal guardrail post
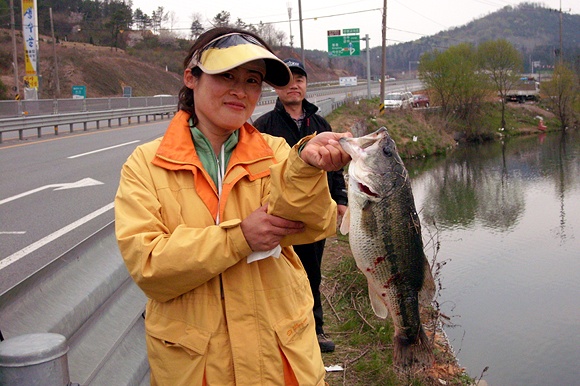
[0,333,75,386]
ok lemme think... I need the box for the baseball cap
[187,33,291,88]
[283,58,307,77]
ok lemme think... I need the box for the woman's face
[185,64,263,136]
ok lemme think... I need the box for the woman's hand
[241,204,305,251]
[300,132,352,171]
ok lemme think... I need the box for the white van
[384,92,413,109]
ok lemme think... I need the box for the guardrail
[0,96,179,118]
[0,222,149,385]
[0,106,176,144]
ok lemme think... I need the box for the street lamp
[287,2,293,48]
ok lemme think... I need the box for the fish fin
[393,326,434,369]
[368,285,389,318]
[339,206,350,235]
[419,258,436,307]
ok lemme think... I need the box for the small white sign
[339,76,357,86]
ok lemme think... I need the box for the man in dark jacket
[254,58,347,353]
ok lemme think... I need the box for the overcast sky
[130,0,579,51]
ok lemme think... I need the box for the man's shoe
[317,333,335,353]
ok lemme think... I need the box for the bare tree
[478,39,523,129]
[151,6,168,34]
[275,30,286,47]
[167,11,178,33]
[542,62,579,130]
[419,43,489,135]
[190,13,205,40]
[212,11,231,28]
[255,22,277,47]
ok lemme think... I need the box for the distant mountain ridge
[369,3,580,76]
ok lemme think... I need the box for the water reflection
[406,130,580,386]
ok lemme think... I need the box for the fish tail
[393,326,434,368]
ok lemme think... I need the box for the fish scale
[339,127,435,368]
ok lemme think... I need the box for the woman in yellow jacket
[115,27,352,385]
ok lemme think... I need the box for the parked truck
[505,77,540,103]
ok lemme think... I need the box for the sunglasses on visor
[187,33,266,70]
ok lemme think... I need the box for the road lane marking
[67,140,140,159]
[0,178,104,206]
[0,231,26,235]
[0,202,114,271]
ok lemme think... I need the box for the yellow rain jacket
[115,111,337,385]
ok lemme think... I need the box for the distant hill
[0,29,183,99]
[367,3,580,77]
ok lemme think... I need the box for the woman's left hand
[300,132,352,171]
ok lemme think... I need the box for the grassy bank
[326,97,564,158]
[326,98,456,159]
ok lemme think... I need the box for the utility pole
[361,34,371,99]
[298,0,305,64]
[380,0,387,110]
[9,0,20,98]
[49,8,61,98]
[558,0,563,64]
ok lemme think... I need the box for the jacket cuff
[219,219,253,258]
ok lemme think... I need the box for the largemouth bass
[339,127,435,368]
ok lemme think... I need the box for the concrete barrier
[0,222,149,385]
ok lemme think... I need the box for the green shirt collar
[189,118,239,187]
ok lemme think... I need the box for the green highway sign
[72,85,86,99]
[327,35,360,57]
[342,28,359,34]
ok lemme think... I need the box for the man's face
[276,71,307,106]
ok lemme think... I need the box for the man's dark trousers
[293,239,326,334]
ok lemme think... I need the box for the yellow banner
[22,0,38,76]
[23,75,38,89]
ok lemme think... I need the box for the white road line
[0,231,26,235]
[0,178,104,206]
[67,140,140,159]
[0,202,114,271]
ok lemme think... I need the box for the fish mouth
[350,172,380,198]
[358,181,379,198]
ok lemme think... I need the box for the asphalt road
[0,101,285,294]
[0,80,418,295]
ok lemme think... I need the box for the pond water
[406,130,580,386]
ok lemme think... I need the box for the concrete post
[0,333,71,386]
